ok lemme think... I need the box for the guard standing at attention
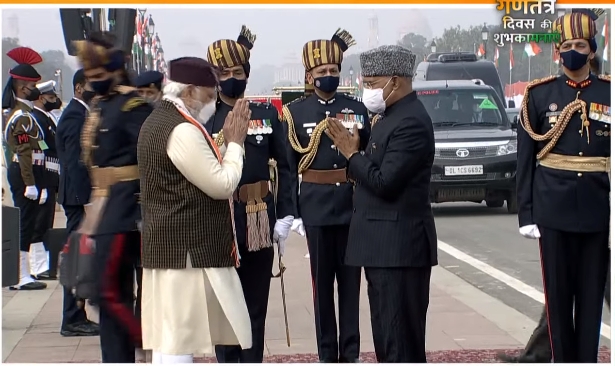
[516,8,610,363]
[2,47,47,291]
[206,25,295,364]
[30,80,62,280]
[135,70,164,107]
[281,28,370,363]
[73,31,153,363]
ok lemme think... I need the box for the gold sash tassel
[245,183,272,252]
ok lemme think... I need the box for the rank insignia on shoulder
[342,93,361,102]
[589,103,611,124]
[598,74,611,82]
[122,97,147,112]
[526,75,557,92]
[248,119,273,135]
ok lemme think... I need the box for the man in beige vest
[137,57,252,364]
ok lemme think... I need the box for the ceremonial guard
[499,48,610,365]
[73,32,153,363]
[2,47,47,291]
[281,29,370,363]
[135,70,164,107]
[205,25,295,363]
[29,80,62,280]
[517,9,610,363]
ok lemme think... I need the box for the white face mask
[197,100,216,124]
[362,78,393,114]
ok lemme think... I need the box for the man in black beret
[135,70,164,107]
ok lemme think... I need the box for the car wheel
[506,197,518,214]
[486,199,504,208]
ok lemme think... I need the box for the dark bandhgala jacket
[345,92,438,268]
[137,100,236,269]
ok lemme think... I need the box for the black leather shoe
[34,271,57,280]
[9,281,47,290]
[61,321,100,337]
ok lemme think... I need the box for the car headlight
[497,140,517,155]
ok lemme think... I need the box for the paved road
[433,202,611,346]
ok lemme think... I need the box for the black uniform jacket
[56,98,92,206]
[31,107,59,189]
[284,92,370,227]
[206,100,295,247]
[345,92,438,268]
[92,91,152,235]
[517,74,610,233]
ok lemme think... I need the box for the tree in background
[2,37,75,102]
[398,32,429,61]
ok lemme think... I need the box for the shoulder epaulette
[249,100,273,109]
[525,75,557,94]
[285,95,306,107]
[342,93,362,102]
[598,74,610,82]
[122,97,147,112]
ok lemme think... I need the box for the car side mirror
[508,100,515,108]
[511,115,519,128]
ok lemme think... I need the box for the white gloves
[519,224,541,239]
[273,215,294,256]
[291,218,306,237]
[24,185,38,200]
[39,189,48,205]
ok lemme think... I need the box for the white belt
[13,152,45,165]
[45,160,60,173]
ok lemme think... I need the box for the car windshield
[416,88,505,127]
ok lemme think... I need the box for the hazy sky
[2,7,501,68]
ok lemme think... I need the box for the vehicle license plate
[444,165,484,176]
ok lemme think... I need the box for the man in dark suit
[55,69,98,337]
[326,45,437,363]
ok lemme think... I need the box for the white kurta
[141,119,252,356]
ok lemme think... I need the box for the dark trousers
[8,172,40,252]
[538,227,609,363]
[93,231,142,363]
[515,261,611,363]
[364,267,431,363]
[32,186,57,244]
[305,225,361,362]
[61,204,87,329]
[216,247,275,363]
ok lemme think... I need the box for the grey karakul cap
[359,45,416,77]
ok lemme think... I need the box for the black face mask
[82,90,96,104]
[25,87,41,101]
[313,76,340,94]
[560,50,590,71]
[219,78,247,99]
[43,99,62,112]
[90,78,114,96]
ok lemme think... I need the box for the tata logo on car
[456,148,470,158]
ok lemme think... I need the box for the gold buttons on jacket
[578,173,583,177]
